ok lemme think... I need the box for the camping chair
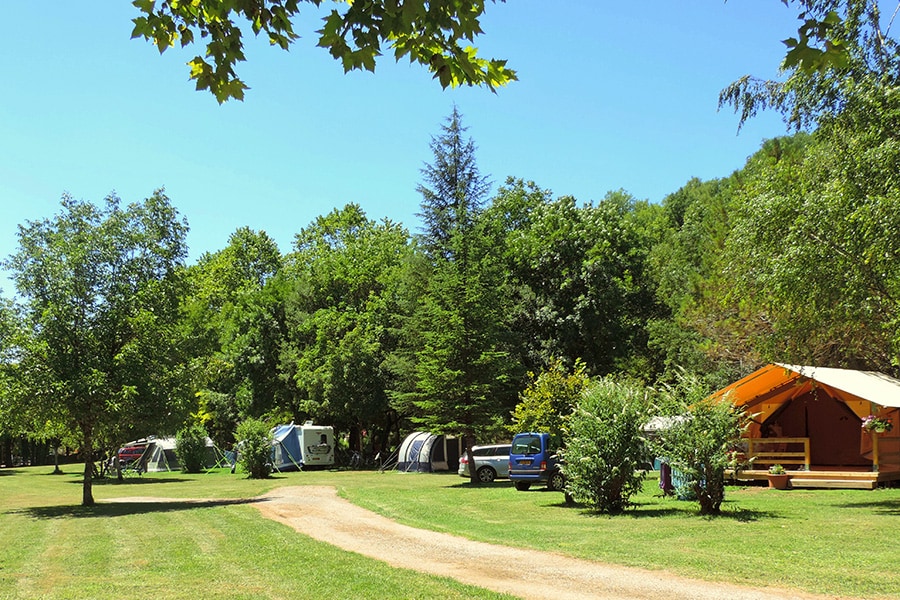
[120,445,150,478]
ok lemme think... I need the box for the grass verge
[3,465,899,599]
[0,467,511,600]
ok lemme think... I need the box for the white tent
[396,431,463,472]
[134,436,223,472]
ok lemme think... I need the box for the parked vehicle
[508,432,565,491]
[458,444,511,482]
[271,421,335,471]
[117,442,149,466]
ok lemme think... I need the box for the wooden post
[872,431,880,473]
[803,438,810,471]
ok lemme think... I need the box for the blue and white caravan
[271,421,335,471]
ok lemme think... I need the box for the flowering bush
[862,415,893,433]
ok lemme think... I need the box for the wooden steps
[727,467,899,490]
[789,478,876,490]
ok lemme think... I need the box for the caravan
[271,422,335,471]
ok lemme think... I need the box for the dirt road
[252,486,835,600]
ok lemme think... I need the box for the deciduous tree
[5,192,190,505]
[282,204,412,452]
[131,0,516,102]
[562,377,651,513]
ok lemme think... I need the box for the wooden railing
[745,437,810,471]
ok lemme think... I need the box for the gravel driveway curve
[253,486,836,600]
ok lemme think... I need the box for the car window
[512,436,540,455]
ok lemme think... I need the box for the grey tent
[396,431,463,472]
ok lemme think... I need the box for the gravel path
[252,486,836,600]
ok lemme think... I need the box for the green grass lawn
[3,466,899,599]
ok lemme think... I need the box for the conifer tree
[399,109,518,482]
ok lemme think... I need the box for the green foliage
[235,417,273,479]
[722,1,900,130]
[509,358,589,443]
[193,388,240,451]
[561,378,651,513]
[725,95,900,368]
[716,5,900,371]
[489,180,668,380]
[645,174,756,382]
[0,298,24,435]
[395,109,520,468]
[175,423,209,473]
[654,378,750,515]
[4,192,190,505]
[417,106,491,260]
[282,204,412,444]
[182,228,287,430]
[131,0,516,102]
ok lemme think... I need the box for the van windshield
[512,435,541,456]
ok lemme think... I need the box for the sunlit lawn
[3,465,899,599]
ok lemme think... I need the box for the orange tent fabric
[710,364,900,469]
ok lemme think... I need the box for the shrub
[654,377,749,515]
[562,377,651,513]
[175,424,209,473]
[510,358,589,445]
[235,417,272,479]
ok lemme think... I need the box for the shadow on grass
[443,480,514,489]
[67,477,192,486]
[0,468,23,476]
[9,497,264,520]
[541,497,777,522]
[832,498,900,515]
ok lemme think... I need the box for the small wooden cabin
[711,364,900,489]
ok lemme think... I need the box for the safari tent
[396,431,463,473]
[711,364,900,488]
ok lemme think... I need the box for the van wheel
[514,481,531,491]
[476,466,496,483]
[547,470,565,492]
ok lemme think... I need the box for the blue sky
[0,1,794,297]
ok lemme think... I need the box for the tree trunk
[52,440,62,475]
[81,428,94,506]
[465,431,478,484]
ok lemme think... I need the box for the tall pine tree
[416,106,491,261]
[398,108,519,482]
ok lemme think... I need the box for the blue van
[508,432,565,492]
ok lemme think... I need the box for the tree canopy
[131,0,516,102]
[722,0,900,129]
[5,192,190,504]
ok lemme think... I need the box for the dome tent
[117,436,224,472]
[396,431,463,472]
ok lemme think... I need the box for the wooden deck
[725,436,900,489]
[728,467,900,490]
